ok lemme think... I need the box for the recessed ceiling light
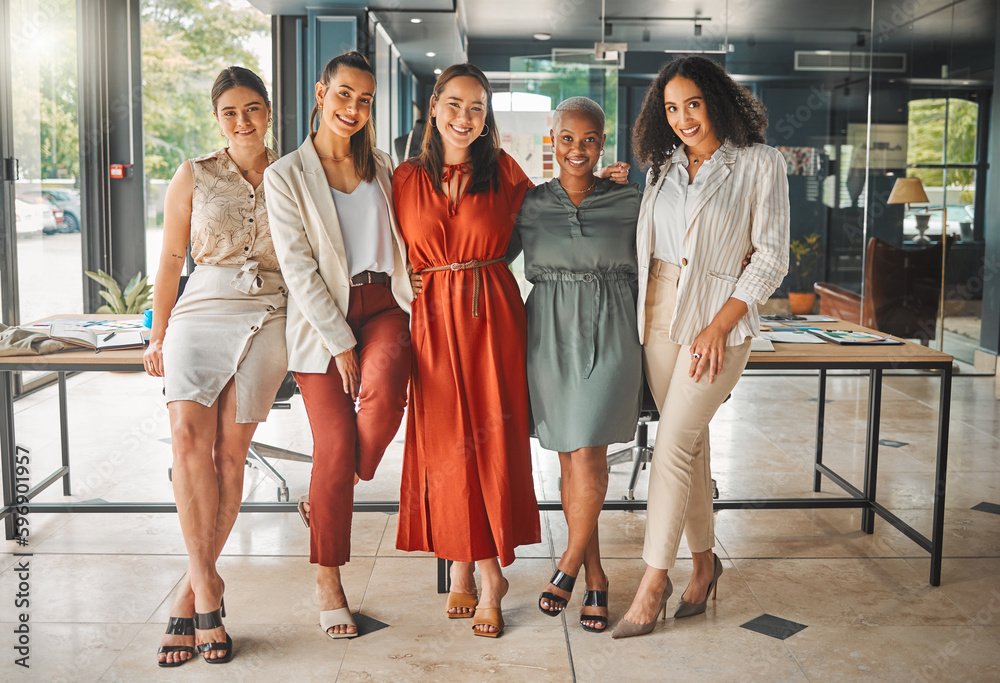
[533,33,552,41]
[410,18,421,24]
[434,68,442,75]
[426,51,436,57]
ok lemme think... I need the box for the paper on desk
[761,330,827,344]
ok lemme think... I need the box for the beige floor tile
[736,557,967,626]
[900,558,1000,622]
[150,555,375,627]
[360,556,565,630]
[784,625,1000,681]
[0,512,77,554]
[102,622,347,681]
[30,512,188,555]
[713,508,906,559]
[0,554,188,624]
[222,509,386,559]
[0,621,141,681]
[335,621,573,682]
[572,621,807,682]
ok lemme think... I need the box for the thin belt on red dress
[415,257,507,318]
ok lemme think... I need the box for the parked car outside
[41,188,81,232]
[14,196,47,237]
[22,193,65,234]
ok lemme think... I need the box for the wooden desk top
[748,321,953,368]
[0,315,953,370]
[0,314,146,369]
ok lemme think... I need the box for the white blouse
[652,146,754,307]
[330,180,395,278]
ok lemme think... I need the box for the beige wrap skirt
[162,263,288,423]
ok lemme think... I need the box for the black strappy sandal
[156,616,195,667]
[194,602,233,664]
[580,582,610,633]
[538,569,577,616]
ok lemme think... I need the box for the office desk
[1,318,952,586]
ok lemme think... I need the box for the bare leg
[680,548,717,603]
[540,447,609,617]
[167,379,257,661]
[580,519,609,631]
[448,560,478,616]
[473,558,509,635]
[317,565,357,636]
[621,565,670,626]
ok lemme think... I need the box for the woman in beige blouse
[146,66,286,666]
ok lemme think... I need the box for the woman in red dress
[392,63,540,638]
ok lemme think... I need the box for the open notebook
[49,324,146,351]
[750,337,775,352]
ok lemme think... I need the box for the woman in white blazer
[264,51,413,639]
[613,56,789,639]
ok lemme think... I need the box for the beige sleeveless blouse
[188,148,281,271]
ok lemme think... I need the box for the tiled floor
[1,369,999,681]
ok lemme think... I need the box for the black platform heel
[538,569,577,616]
[156,616,195,667]
[580,581,610,633]
[194,601,233,664]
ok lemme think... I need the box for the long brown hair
[211,66,269,112]
[632,55,768,184]
[419,63,500,195]
[310,51,377,183]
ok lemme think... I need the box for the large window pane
[140,0,271,280]
[10,0,82,327]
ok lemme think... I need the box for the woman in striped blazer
[613,56,789,639]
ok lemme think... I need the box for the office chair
[245,372,312,502]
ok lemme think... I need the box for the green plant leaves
[86,269,153,315]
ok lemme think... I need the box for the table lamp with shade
[887,176,947,351]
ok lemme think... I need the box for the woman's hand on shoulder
[143,338,164,377]
[596,161,630,184]
[335,347,361,400]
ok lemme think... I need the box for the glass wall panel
[9,0,82,327]
[140,0,272,281]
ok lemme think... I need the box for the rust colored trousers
[294,281,410,567]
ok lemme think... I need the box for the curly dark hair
[632,56,768,184]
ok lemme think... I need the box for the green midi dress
[508,178,643,453]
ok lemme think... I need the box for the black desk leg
[0,371,15,539]
[437,557,452,594]
[930,364,952,586]
[814,369,827,492]
[861,368,883,534]
[59,372,71,495]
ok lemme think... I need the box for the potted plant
[788,233,822,314]
[84,269,153,314]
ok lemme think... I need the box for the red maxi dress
[393,151,541,566]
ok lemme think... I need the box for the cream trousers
[641,260,751,569]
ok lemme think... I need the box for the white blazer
[264,137,413,373]
[636,142,790,347]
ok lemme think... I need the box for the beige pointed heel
[611,577,673,640]
[674,553,723,619]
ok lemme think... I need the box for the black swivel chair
[245,373,312,502]
[606,378,722,501]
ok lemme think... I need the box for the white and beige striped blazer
[636,141,790,347]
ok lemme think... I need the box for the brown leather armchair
[813,237,943,344]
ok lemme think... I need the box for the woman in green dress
[507,97,642,632]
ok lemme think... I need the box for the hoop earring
[479,124,489,138]
[599,148,605,157]
[219,130,227,138]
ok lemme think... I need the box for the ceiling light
[410,18,421,24]
[533,32,551,41]
[426,51,436,57]
[434,68,442,75]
